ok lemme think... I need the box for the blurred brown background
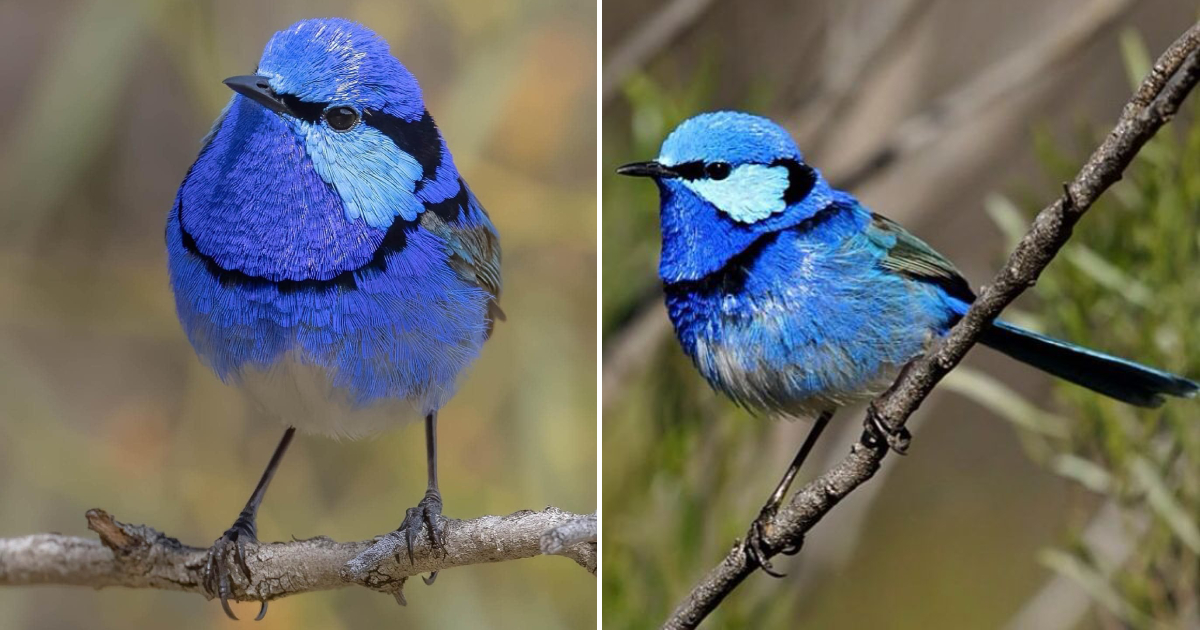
[603,1,1199,628]
[0,0,596,628]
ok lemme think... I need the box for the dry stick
[0,506,595,607]
[837,0,1135,189]
[788,0,933,158]
[662,22,1200,630]
[602,0,717,103]
[540,512,598,555]
[601,0,1134,411]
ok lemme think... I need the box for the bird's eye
[323,106,360,132]
[705,162,732,180]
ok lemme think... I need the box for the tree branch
[0,506,595,608]
[540,512,598,555]
[663,21,1200,630]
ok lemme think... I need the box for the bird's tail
[979,320,1198,408]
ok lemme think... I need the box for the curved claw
[404,507,419,564]
[203,517,266,621]
[744,513,787,578]
[863,411,911,454]
[424,508,443,551]
[218,570,238,620]
[235,536,253,583]
[423,571,439,585]
[396,491,447,581]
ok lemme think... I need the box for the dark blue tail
[980,320,1198,408]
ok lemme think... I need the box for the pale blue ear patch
[299,120,425,227]
[682,164,790,223]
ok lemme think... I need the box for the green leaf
[984,194,1029,250]
[1118,30,1152,93]
[1129,457,1200,554]
[1038,548,1152,628]
[1049,454,1113,494]
[1062,244,1154,307]
[942,367,1069,438]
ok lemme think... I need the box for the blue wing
[866,212,975,306]
[419,180,504,336]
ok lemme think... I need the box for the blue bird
[617,111,1197,574]
[167,19,501,617]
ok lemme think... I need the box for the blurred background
[0,0,595,628]
[603,1,1198,629]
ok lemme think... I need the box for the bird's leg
[396,411,446,585]
[204,426,295,621]
[744,411,833,578]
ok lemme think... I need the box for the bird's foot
[863,407,911,454]
[742,506,800,578]
[396,489,446,585]
[203,512,267,621]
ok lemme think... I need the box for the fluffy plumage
[634,111,1196,417]
[167,18,501,437]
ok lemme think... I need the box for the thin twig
[835,0,1135,189]
[602,0,718,103]
[662,21,1200,630]
[789,0,933,157]
[0,506,595,608]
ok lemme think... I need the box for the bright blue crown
[257,18,423,120]
[659,111,805,166]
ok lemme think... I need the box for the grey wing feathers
[420,187,505,336]
[869,212,976,303]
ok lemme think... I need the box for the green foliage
[980,32,1200,628]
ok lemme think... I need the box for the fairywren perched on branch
[167,18,501,618]
[618,111,1197,575]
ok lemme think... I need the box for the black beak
[616,161,678,179]
[223,74,293,116]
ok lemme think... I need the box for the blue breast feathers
[663,197,961,414]
[167,185,497,413]
[168,17,502,422]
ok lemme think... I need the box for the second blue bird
[167,19,501,618]
[618,111,1197,575]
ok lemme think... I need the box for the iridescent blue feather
[647,111,1196,417]
[166,19,500,437]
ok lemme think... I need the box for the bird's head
[618,111,835,283]
[178,18,462,282]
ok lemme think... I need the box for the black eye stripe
[777,159,817,204]
[669,161,706,179]
[675,158,817,204]
[255,92,444,185]
[363,109,443,188]
[279,94,325,123]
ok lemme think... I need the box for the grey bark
[0,506,595,607]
